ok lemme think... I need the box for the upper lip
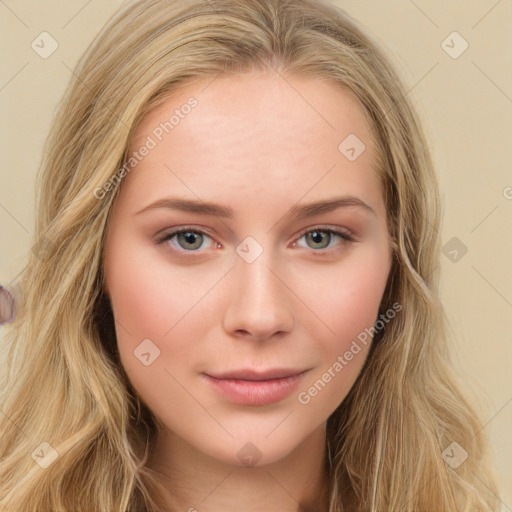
[205,368,308,381]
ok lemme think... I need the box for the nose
[222,254,294,341]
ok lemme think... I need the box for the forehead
[122,73,383,216]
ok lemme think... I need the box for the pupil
[179,232,202,249]
[308,231,329,248]
[311,232,324,243]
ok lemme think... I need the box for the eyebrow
[135,196,376,218]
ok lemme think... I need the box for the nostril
[234,329,252,337]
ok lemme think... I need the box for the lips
[202,368,309,406]
[207,368,307,381]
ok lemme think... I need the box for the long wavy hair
[0,0,500,510]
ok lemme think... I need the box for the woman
[0,0,500,510]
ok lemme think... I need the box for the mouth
[202,368,309,406]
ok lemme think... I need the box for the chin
[196,425,315,469]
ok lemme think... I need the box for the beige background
[1,0,510,506]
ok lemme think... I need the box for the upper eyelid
[294,224,354,239]
[157,225,216,240]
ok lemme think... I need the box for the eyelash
[156,225,354,254]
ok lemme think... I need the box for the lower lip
[203,372,306,406]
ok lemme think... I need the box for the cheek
[104,233,226,341]
[296,245,390,343]
[294,247,390,409]
[105,255,173,344]
[104,246,211,424]
[103,238,230,395]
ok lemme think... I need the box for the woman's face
[104,73,393,467]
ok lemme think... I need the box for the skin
[104,72,393,511]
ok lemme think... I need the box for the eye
[295,227,353,250]
[157,228,214,251]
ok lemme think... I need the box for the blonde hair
[0,0,500,510]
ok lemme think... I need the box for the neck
[147,424,330,512]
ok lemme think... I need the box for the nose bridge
[237,252,277,304]
[223,244,294,338]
